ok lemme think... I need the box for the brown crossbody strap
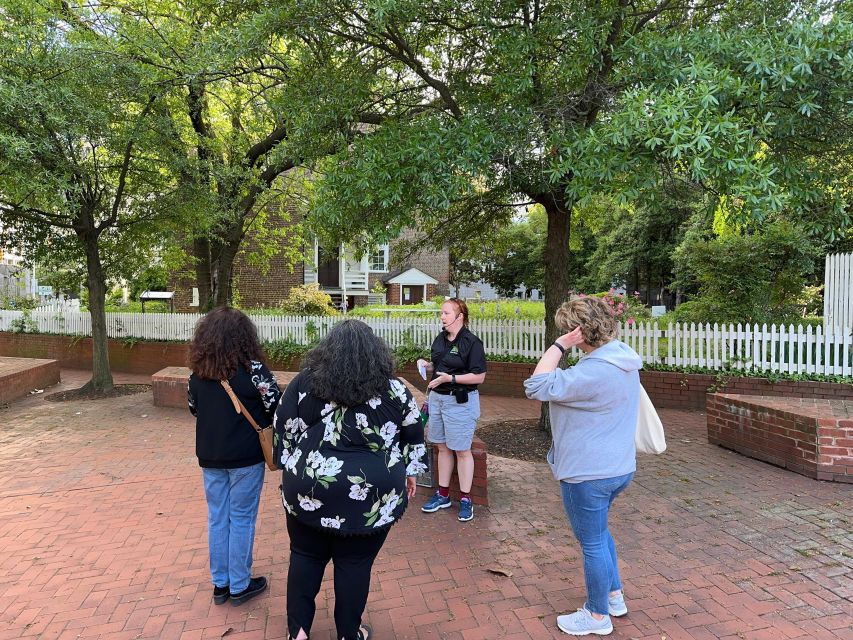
[221,380,263,434]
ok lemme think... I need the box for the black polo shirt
[430,326,487,393]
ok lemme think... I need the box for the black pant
[286,515,389,640]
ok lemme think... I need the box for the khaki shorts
[427,390,480,451]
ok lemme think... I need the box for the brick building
[171,208,449,310]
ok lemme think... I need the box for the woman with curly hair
[524,296,642,636]
[274,319,427,640]
[188,307,281,607]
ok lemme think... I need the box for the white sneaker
[608,591,628,617]
[556,607,613,636]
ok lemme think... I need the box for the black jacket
[188,361,282,469]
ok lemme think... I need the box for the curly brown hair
[555,296,619,348]
[188,307,266,380]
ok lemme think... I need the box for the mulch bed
[477,419,551,462]
[45,384,151,403]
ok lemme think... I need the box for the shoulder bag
[221,380,278,471]
[635,384,666,454]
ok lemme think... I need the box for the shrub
[278,284,338,316]
[589,290,652,324]
[672,222,819,325]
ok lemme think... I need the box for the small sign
[37,286,53,296]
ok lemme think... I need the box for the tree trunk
[193,236,213,311]
[210,225,243,308]
[535,188,573,432]
[80,231,114,393]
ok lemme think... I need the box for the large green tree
[260,1,851,427]
[0,1,183,391]
[268,1,852,340]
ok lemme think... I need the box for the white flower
[407,397,419,412]
[323,420,337,442]
[389,379,406,400]
[321,516,344,529]
[282,448,302,473]
[323,402,338,414]
[379,493,400,518]
[379,422,398,447]
[355,413,368,429]
[306,450,324,469]
[406,459,427,476]
[317,456,344,477]
[374,512,394,528]
[368,396,382,409]
[297,494,323,511]
[298,392,307,404]
[284,417,307,434]
[349,484,369,500]
[256,381,271,396]
[403,407,421,425]
[388,443,401,467]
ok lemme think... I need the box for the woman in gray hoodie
[524,296,642,637]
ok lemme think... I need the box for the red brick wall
[707,394,853,483]
[391,229,450,295]
[169,203,305,311]
[2,333,851,407]
[232,205,304,308]
[0,333,301,376]
[404,361,853,409]
[388,284,401,306]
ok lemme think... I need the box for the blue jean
[202,463,265,592]
[560,472,634,615]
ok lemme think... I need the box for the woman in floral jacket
[274,319,426,640]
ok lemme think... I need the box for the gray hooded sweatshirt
[524,340,642,483]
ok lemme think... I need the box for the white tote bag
[635,385,666,454]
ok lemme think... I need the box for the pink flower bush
[568,289,650,323]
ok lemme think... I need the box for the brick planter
[707,394,853,483]
[0,356,60,404]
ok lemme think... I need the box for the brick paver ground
[0,370,850,640]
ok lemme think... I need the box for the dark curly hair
[188,306,266,380]
[302,319,395,406]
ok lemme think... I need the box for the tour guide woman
[524,296,642,636]
[417,297,487,522]
[274,319,427,640]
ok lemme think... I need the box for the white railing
[0,310,851,375]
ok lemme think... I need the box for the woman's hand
[406,476,417,498]
[427,371,452,390]
[556,326,585,350]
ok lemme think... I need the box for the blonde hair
[555,297,618,347]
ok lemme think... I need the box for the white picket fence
[824,252,853,330]
[0,310,851,375]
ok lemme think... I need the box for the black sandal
[358,623,372,640]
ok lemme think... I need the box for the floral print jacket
[274,372,427,535]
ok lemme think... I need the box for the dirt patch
[46,384,151,403]
[477,419,551,462]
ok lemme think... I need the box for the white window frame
[368,244,389,272]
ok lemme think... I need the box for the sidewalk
[0,370,849,639]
